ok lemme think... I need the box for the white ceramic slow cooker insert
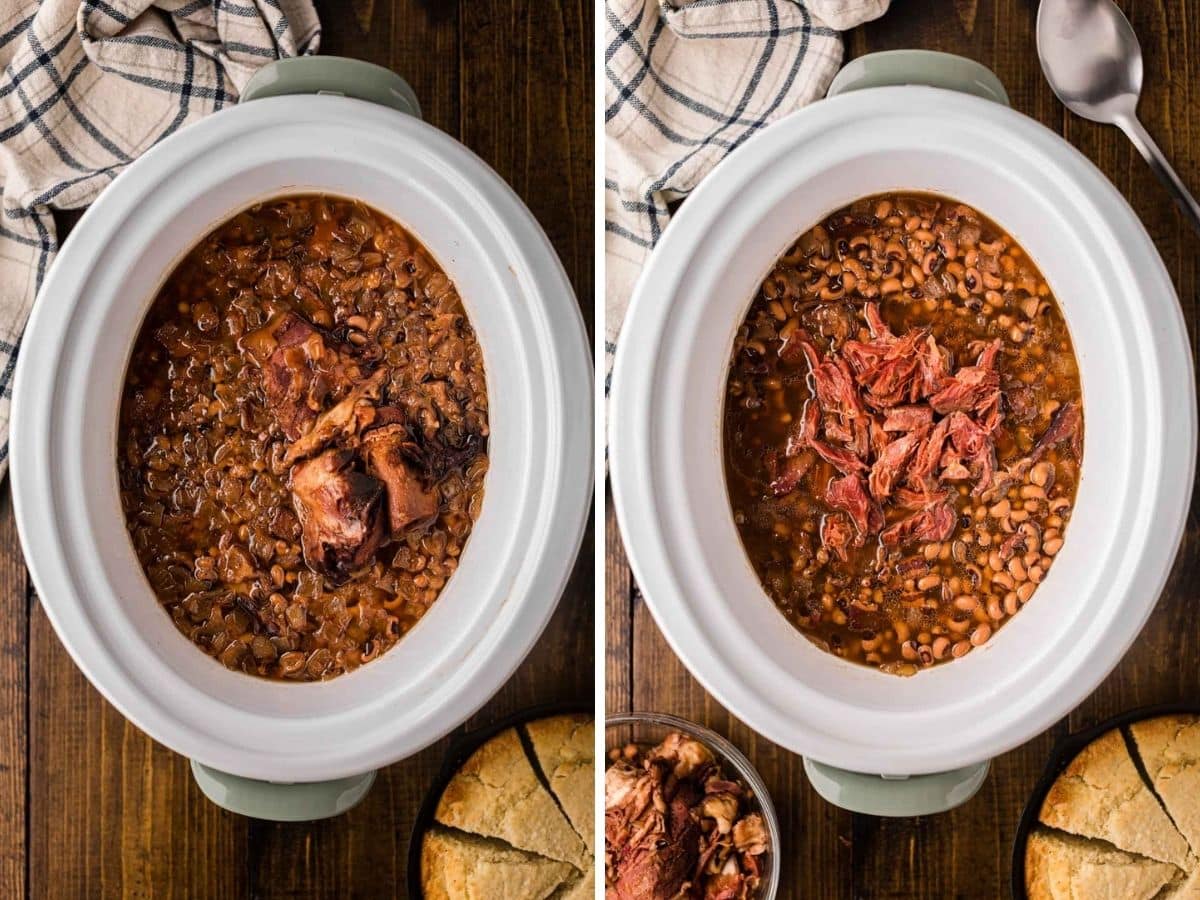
[609,54,1195,813]
[10,61,592,816]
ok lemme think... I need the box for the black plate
[406,702,592,899]
[1010,702,1200,899]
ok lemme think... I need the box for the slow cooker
[10,57,592,820]
[609,51,1195,815]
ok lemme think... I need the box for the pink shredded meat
[810,354,866,422]
[770,452,814,497]
[882,405,933,432]
[780,308,1017,561]
[606,734,767,900]
[868,428,926,502]
[810,437,868,475]
[1032,401,1082,460]
[881,499,957,548]
[784,400,821,458]
[825,473,882,537]
[907,417,950,487]
[820,512,854,561]
[928,339,1001,415]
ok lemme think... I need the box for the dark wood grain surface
[0,1,593,897]
[605,2,1200,898]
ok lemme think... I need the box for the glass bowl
[605,712,780,900]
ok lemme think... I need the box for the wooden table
[606,2,1200,897]
[0,2,592,897]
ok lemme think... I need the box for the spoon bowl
[1037,0,1142,122]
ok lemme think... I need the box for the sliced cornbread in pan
[434,726,587,868]
[1038,728,1192,869]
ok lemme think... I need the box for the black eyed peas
[724,193,1082,674]
[119,196,489,681]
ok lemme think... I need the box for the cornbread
[421,715,596,898]
[420,829,574,900]
[1039,728,1191,868]
[552,870,595,900]
[435,727,586,868]
[1130,715,1200,859]
[1026,716,1200,898]
[1025,830,1177,900]
[525,714,595,853]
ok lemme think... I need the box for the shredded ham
[868,428,926,502]
[786,304,1013,555]
[820,512,854,562]
[1032,401,1082,460]
[606,734,767,900]
[881,499,957,548]
[825,473,882,537]
[882,405,933,432]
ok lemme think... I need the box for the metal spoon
[1037,0,1200,235]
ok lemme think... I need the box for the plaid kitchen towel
[605,0,889,387]
[0,0,320,477]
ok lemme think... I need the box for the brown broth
[723,193,1082,674]
[118,195,488,680]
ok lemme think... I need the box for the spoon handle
[1116,114,1200,236]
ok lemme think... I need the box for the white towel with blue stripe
[605,0,889,386]
[0,0,320,476]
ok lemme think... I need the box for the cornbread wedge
[1163,865,1200,899]
[550,869,594,900]
[1025,830,1178,900]
[525,714,595,853]
[1039,728,1192,869]
[435,727,587,868]
[420,829,575,900]
[1130,716,1200,860]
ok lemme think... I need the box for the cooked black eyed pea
[219,641,247,669]
[1030,461,1054,487]
[1008,557,1028,582]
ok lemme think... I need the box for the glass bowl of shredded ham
[606,712,780,900]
